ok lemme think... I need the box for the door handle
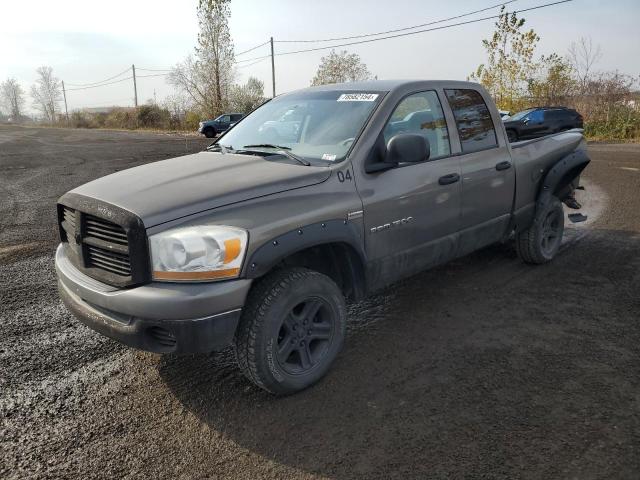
[438,173,460,185]
[496,161,512,171]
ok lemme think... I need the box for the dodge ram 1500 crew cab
[55,80,589,395]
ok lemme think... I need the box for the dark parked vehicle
[198,113,244,138]
[55,80,589,395]
[503,107,584,142]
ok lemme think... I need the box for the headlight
[149,226,248,282]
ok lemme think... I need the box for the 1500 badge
[370,216,414,233]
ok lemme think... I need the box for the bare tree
[311,50,372,86]
[30,66,62,122]
[568,37,602,94]
[229,77,265,113]
[168,0,235,118]
[1,78,26,120]
[162,92,193,120]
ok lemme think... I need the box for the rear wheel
[506,129,518,143]
[203,127,216,138]
[516,197,565,264]
[234,267,346,395]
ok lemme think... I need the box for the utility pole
[61,80,69,126]
[270,37,276,98]
[132,64,138,107]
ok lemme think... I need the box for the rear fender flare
[536,149,590,212]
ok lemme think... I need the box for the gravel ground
[1,126,639,479]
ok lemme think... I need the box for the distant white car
[499,110,512,120]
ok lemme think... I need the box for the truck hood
[69,151,331,227]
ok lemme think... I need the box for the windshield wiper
[240,144,311,166]
[242,143,292,150]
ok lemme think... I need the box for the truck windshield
[215,90,383,164]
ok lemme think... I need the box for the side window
[383,90,450,159]
[221,115,231,123]
[527,110,544,122]
[445,89,498,153]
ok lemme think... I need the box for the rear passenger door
[444,88,515,255]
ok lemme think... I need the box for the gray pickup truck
[55,80,589,394]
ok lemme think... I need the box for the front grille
[62,207,76,234]
[57,196,150,287]
[85,215,128,246]
[86,245,132,276]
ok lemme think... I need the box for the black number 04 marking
[337,170,352,183]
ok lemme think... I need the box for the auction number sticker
[337,93,379,102]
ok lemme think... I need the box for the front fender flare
[242,220,366,279]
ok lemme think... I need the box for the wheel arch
[243,220,367,301]
[537,149,590,210]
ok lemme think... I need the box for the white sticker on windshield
[337,93,379,102]
[322,153,337,161]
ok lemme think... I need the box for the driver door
[355,90,462,290]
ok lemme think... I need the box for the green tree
[470,6,539,111]
[311,50,372,86]
[528,54,575,106]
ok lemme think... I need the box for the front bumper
[55,244,252,353]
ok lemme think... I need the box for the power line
[274,0,573,57]
[137,73,170,78]
[65,67,131,87]
[236,40,270,56]
[276,0,520,43]
[236,57,269,69]
[65,76,133,91]
[137,67,172,72]
[235,53,272,64]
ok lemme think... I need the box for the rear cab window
[444,89,498,153]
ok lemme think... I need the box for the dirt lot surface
[1,126,639,479]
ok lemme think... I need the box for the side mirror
[364,133,430,174]
[386,133,430,165]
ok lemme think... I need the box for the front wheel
[203,127,216,138]
[234,267,346,395]
[516,196,565,264]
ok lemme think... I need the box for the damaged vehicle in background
[55,80,589,395]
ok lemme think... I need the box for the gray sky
[2,0,639,114]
